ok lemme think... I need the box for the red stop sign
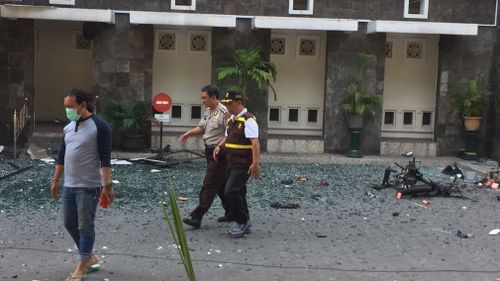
[152,93,172,113]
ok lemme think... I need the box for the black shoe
[229,222,251,238]
[183,217,201,229]
[217,216,231,222]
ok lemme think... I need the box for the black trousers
[189,146,228,220]
[224,166,250,224]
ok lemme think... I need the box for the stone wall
[0,0,494,23]
[324,24,385,154]
[436,28,495,157]
[0,18,34,152]
[212,18,271,151]
[92,14,153,107]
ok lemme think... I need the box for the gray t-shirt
[56,115,112,188]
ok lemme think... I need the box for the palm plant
[342,53,382,116]
[452,79,487,117]
[217,47,278,101]
[103,101,149,135]
[156,174,195,281]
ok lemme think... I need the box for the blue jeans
[62,186,99,261]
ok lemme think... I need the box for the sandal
[65,273,85,281]
[86,259,104,274]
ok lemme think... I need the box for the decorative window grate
[190,34,208,52]
[271,38,286,55]
[385,41,393,58]
[299,38,316,56]
[158,33,176,50]
[406,41,423,59]
[76,33,91,50]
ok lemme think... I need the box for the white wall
[382,33,439,139]
[268,30,326,136]
[152,27,212,132]
[34,20,92,122]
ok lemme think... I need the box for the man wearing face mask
[50,88,114,281]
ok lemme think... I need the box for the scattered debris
[112,180,120,184]
[396,192,402,200]
[0,145,4,153]
[316,180,329,187]
[497,195,500,201]
[150,169,162,173]
[178,196,189,202]
[280,179,293,185]
[366,191,377,198]
[111,159,133,165]
[297,175,308,183]
[316,233,327,238]
[456,230,473,239]
[270,202,300,209]
[392,212,400,217]
[489,229,500,236]
[40,158,56,164]
[422,199,430,206]
[0,164,34,181]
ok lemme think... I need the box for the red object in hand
[99,194,110,208]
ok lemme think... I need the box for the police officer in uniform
[214,91,260,238]
[179,85,230,229]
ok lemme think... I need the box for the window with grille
[307,109,318,123]
[289,0,313,15]
[171,0,196,10]
[269,108,280,122]
[172,105,182,119]
[403,112,414,126]
[404,0,429,19]
[384,111,395,126]
[422,112,432,126]
[191,105,201,120]
[288,108,299,122]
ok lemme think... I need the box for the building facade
[1,0,500,160]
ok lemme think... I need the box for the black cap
[220,91,243,104]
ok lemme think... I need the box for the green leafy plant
[452,79,488,117]
[342,53,382,116]
[103,101,149,135]
[156,175,195,281]
[217,47,278,100]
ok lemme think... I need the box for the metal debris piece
[270,202,300,209]
[280,179,293,185]
[316,180,329,187]
[0,164,34,181]
[457,230,473,239]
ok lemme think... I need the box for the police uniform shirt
[198,102,229,147]
[226,108,259,139]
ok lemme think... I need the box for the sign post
[152,93,172,155]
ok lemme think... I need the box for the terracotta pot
[464,116,482,131]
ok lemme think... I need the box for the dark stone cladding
[324,23,385,154]
[0,0,495,24]
[0,18,34,149]
[92,13,153,108]
[212,18,271,152]
[435,28,495,157]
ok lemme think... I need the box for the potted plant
[452,79,488,131]
[216,47,278,101]
[103,101,150,151]
[342,53,382,129]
